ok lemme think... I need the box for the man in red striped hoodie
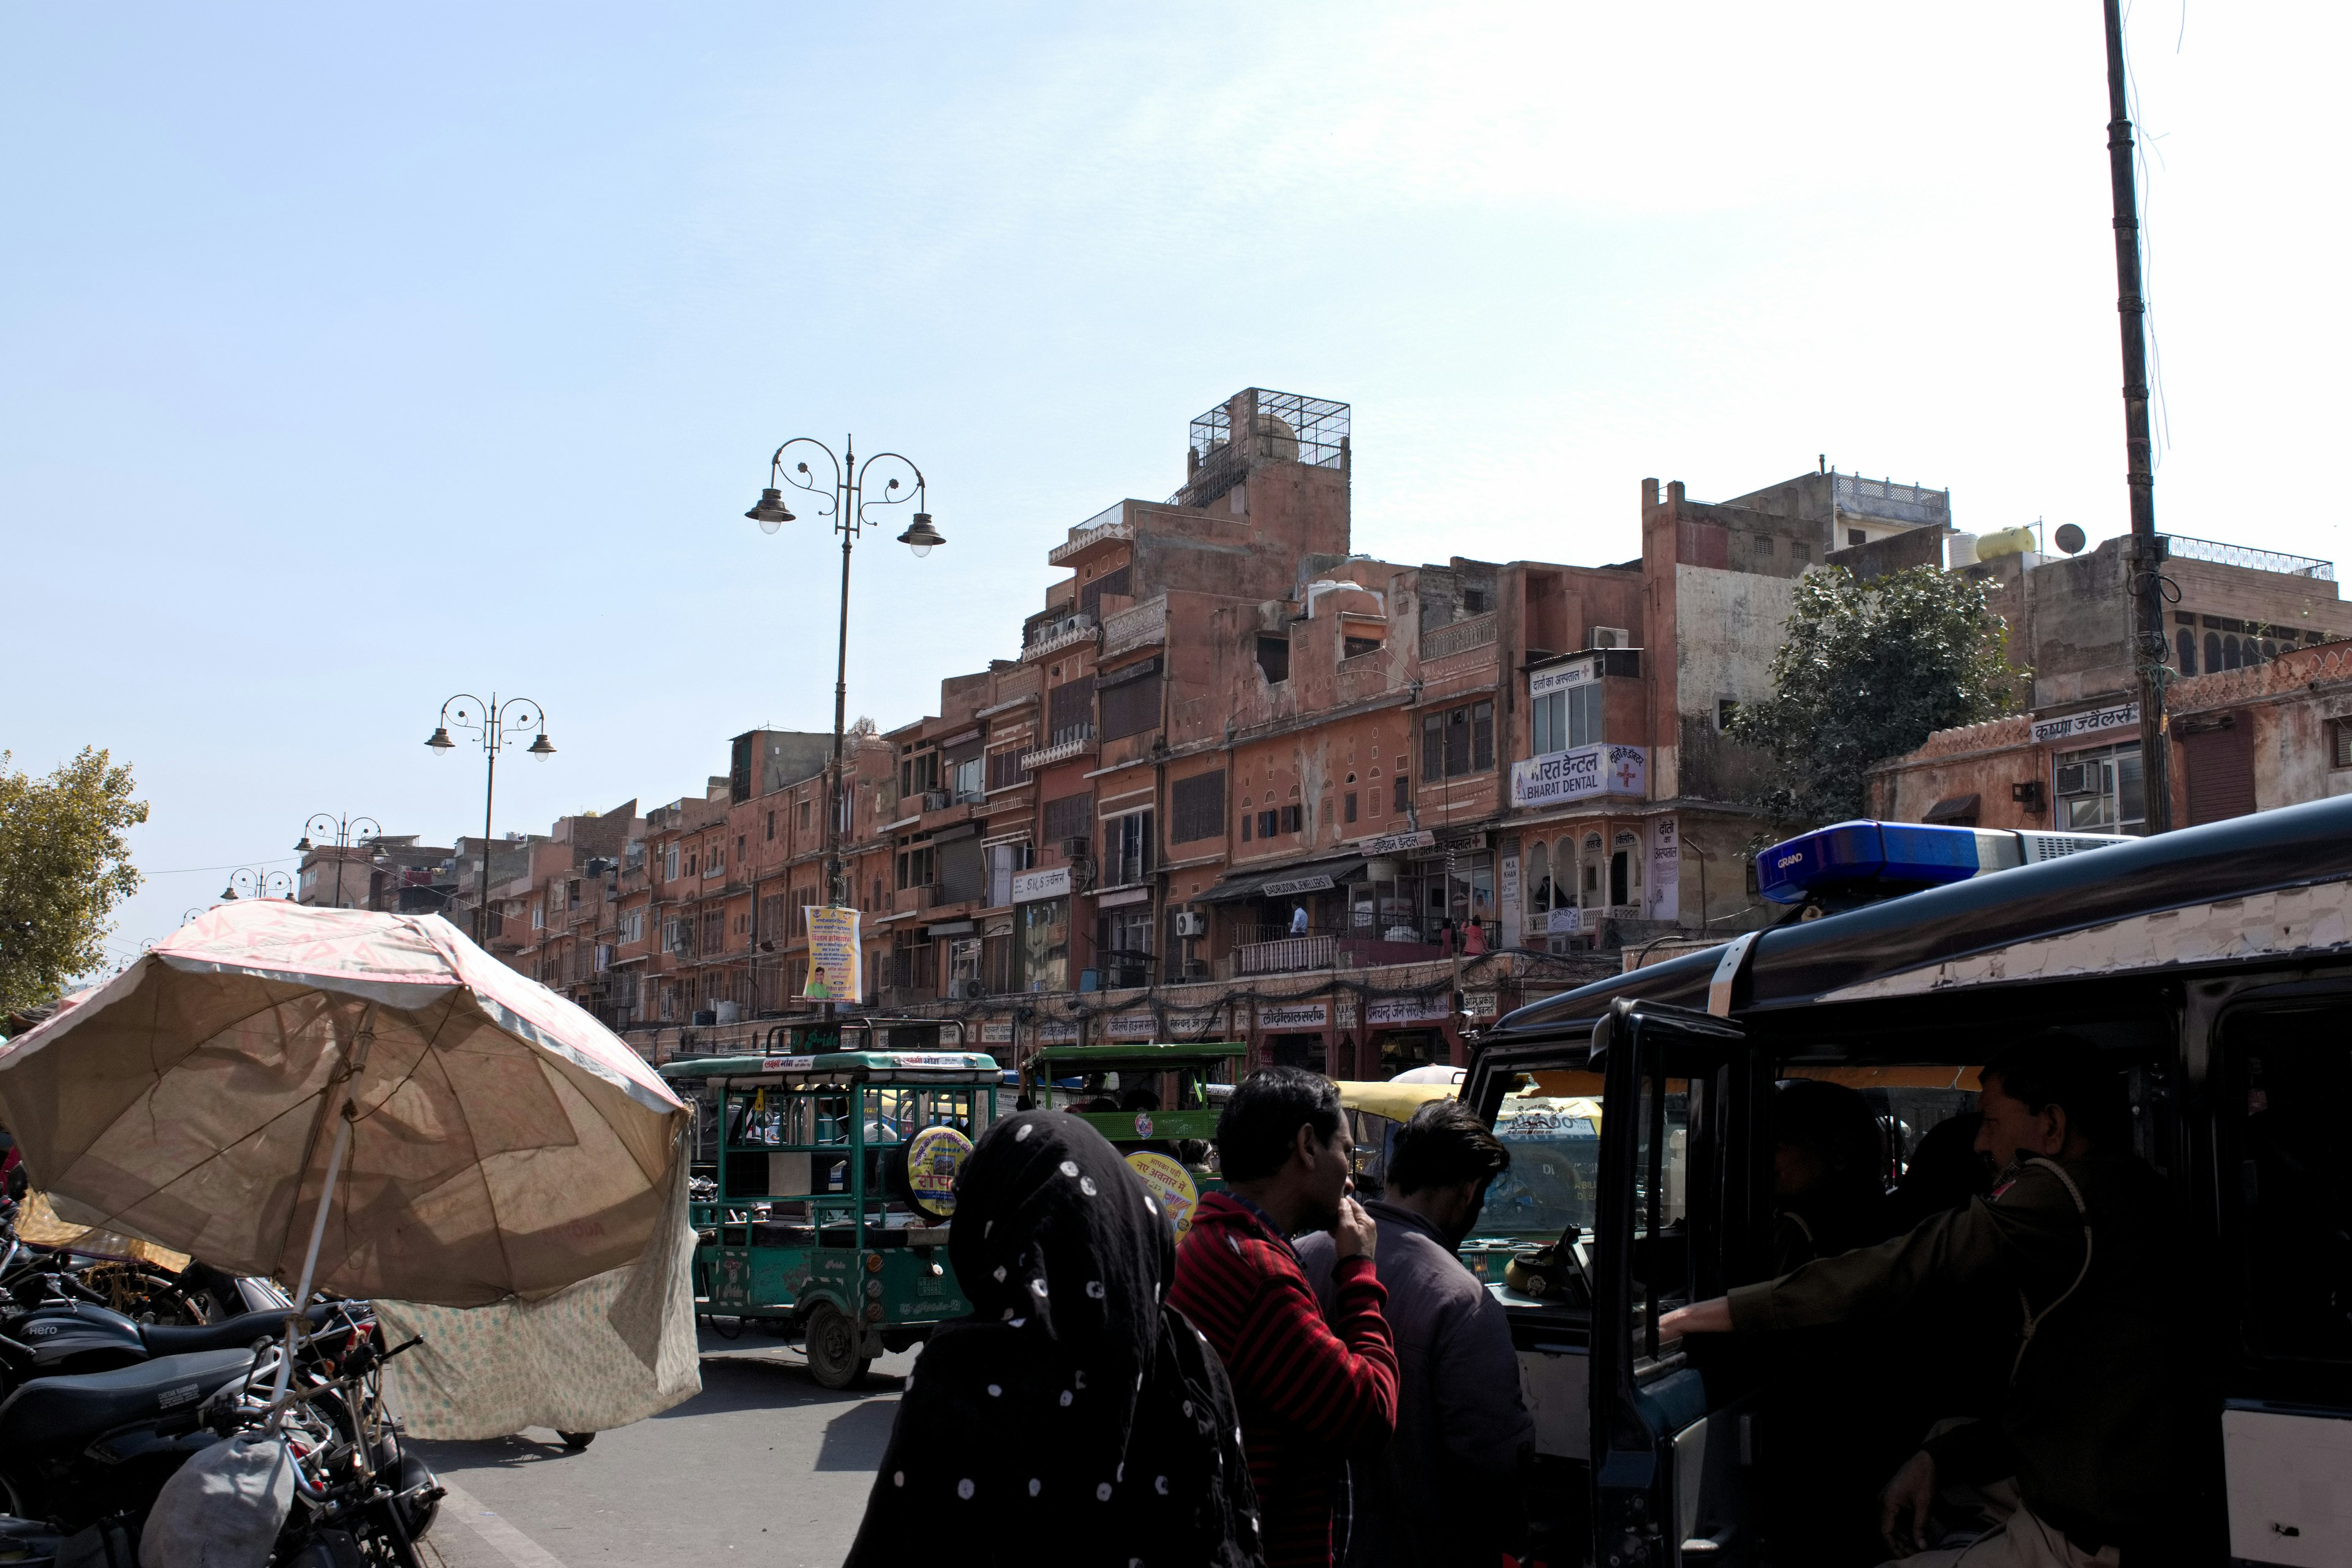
[1169,1067,1400,1568]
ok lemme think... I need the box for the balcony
[1233,923,1343,976]
[1020,612,1098,664]
[1423,612,1498,662]
[1019,725,1096,770]
[2160,534,2335,582]
[1047,503,1133,568]
[1101,595,1168,659]
[892,883,946,915]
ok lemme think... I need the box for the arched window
[2224,635,2242,671]
[2177,628,2197,675]
[2206,631,2223,672]
[2262,639,2279,661]
[1526,842,1550,914]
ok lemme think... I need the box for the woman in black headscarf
[845,1111,1261,1568]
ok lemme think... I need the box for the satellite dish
[2054,523,2086,556]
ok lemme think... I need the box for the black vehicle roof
[1488,794,2352,1039]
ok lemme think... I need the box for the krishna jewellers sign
[2030,701,2139,745]
[1510,744,1647,809]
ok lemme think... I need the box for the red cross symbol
[1614,760,1640,790]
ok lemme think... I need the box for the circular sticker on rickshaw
[1125,1151,1200,1238]
[906,1125,973,1220]
[1133,1112,1154,1139]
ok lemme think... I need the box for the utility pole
[2104,0,2173,832]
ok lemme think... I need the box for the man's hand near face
[1332,1194,1379,1262]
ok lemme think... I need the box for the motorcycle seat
[0,1349,253,1460]
[138,1309,300,1357]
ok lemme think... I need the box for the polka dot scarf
[847,1112,1261,1567]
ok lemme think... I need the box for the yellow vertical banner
[802,905,864,1003]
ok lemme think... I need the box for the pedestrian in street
[846,1112,1260,1568]
[1660,1033,2220,1567]
[1296,1099,1532,1568]
[1167,1067,1398,1568]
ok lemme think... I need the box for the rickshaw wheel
[803,1302,870,1390]
[557,1431,595,1450]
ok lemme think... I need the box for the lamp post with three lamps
[295,813,382,911]
[425,696,554,946]
[746,437,941,1015]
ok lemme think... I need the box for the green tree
[0,748,148,1017]
[1730,565,2026,824]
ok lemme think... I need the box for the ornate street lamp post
[295,813,382,910]
[425,695,554,944]
[746,437,940,1016]
[219,867,295,902]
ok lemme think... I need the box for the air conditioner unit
[1173,911,1208,937]
[922,790,952,812]
[1588,627,1630,650]
[960,978,986,1000]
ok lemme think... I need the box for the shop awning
[1192,855,1369,905]
[1924,793,1981,824]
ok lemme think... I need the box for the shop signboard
[1527,655,1600,698]
[1256,1001,1330,1031]
[1509,744,1648,809]
[2030,700,2140,745]
[1357,829,1436,855]
[1365,994,1452,1026]
[801,905,864,1003]
[1107,1011,1158,1040]
[1648,816,1680,922]
[1537,907,1583,935]
[1163,1006,1226,1038]
[1012,865,1074,903]
[979,1020,1014,1045]
[1463,992,1499,1019]
[1261,873,1336,897]
[1033,1019,1081,1046]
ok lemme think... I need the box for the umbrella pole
[271,1104,352,1404]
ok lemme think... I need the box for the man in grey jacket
[1299,1099,1535,1567]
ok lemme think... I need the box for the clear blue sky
[5,2,2342,971]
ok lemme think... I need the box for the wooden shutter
[1171,771,1226,843]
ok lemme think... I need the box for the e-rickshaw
[1337,1078,1603,1285]
[1017,1041,1248,1234]
[658,1028,1000,1389]
[1461,798,2352,1567]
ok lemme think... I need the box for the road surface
[412,1324,913,1568]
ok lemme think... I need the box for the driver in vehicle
[1660,1033,2218,1567]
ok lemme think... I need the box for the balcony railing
[1235,933,1338,975]
[1423,612,1498,662]
[2160,534,2335,582]
[1019,725,1096,770]
[1020,612,1098,664]
[1048,504,1134,567]
[1101,595,1168,658]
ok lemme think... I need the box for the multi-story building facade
[333,386,2335,1077]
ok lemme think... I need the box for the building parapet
[1101,595,1168,659]
[1423,612,1498,662]
[1834,472,1949,527]
[1019,727,1096,770]
[1048,503,1133,568]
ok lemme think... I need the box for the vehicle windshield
[1476,1096,1602,1240]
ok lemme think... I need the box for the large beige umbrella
[0,900,687,1313]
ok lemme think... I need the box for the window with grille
[1048,680,1093,744]
[1043,791,1095,846]
[1103,810,1153,886]
[1423,702,1497,780]
[988,747,1030,790]
[1171,770,1226,843]
[1099,676,1160,741]
[1393,775,1408,812]
[700,908,724,950]
[2335,719,2352,770]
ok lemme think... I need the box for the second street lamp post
[221,867,295,902]
[426,695,554,946]
[747,436,941,1019]
[296,813,382,910]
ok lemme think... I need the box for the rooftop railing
[2160,534,2335,581]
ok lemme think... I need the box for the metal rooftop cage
[1189,389,1350,472]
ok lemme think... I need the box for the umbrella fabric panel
[0,902,686,1308]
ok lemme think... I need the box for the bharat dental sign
[2030,701,2139,745]
[1510,744,1648,809]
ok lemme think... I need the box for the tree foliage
[1729,566,2026,824]
[0,749,148,1016]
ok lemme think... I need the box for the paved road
[412,1324,913,1568]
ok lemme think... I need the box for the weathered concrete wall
[1667,565,1796,802]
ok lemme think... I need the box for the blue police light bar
[1757,820,2132,906]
